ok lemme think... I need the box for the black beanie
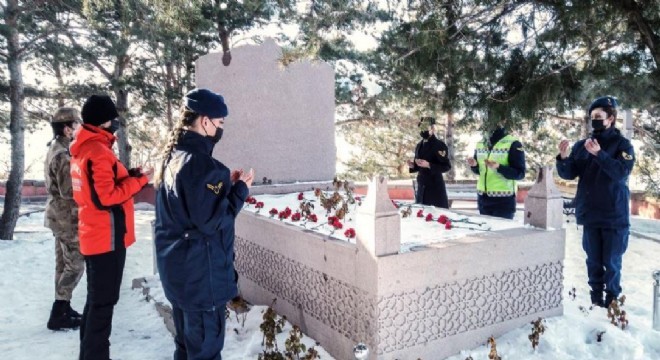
[81,95,119,126]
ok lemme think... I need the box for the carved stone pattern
[377,261,564,354]
[235,236,378,345]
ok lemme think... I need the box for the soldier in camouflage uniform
[45,107,84,331]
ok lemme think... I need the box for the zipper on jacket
[206,240,217,308]
[484,150,491,194]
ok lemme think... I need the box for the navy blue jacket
[556,127,634,228]
[470,128,526,214]
[155,131,248,311]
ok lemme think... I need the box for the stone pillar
[356,175,401,257]
[623,109,634,140]
[524,166,563,230]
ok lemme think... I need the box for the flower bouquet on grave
[409,207,492,231]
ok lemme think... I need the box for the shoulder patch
[621,151,633,160]
[516,146,524,152]
[207,181,224,195]
[438,150,446,157]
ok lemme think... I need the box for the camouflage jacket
[44,136,78,234]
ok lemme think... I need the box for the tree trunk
[0,0,25,240]
[445,112,456,182]
[114,88,131,167]
[165,62,174,130]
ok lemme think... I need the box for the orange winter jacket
[70,125,148,255]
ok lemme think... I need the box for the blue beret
[184,88,228,118]
[588,96,618,115]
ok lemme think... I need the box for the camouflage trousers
[54,231,85,301]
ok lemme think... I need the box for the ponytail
[153,106,200,187]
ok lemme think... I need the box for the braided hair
[154,106,200,187]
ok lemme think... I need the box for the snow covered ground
[1,203,659,360]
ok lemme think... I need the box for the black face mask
[591,119,606,132]
[420,130,430,139]
[208,124,223,144]
[103,119,120,135]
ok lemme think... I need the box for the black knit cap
[81,94,119,126]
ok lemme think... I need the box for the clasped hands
[407,159,430,169]
[231,168,255,187]
[559,139,600,159]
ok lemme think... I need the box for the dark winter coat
[155,131,248,312]
[409,135,451,208]
[556,127,635,228]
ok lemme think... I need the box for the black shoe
[65,301,82,320]
[47,300,81,331]
[590,290,605,308]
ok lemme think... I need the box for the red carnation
[416,210,424,218]
[279,210,290,220]
[269,208,278,216]
[255,202,264,209]
[246,196,257,205]
[298,192,304,201]
[332,219,343,229]
[291,212,301,221]
[425,213,433,222]
[445,221,452,230]
[284,207,292,216]
[344,228,356,238]
[307,214,318,222]
[328,216,337,223]
[437,215,448,224]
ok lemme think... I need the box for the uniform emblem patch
[438,150,446,157]
[622,152,633,160]
[517,147,524,152]
[207,181,224,195]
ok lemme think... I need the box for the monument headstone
[196,39,336,183]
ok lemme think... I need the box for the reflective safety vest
[476,134,518,197]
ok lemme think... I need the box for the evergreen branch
[16,27,59,58]
[63,31,113,80]
[336,117,388,126]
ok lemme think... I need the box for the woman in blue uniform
[154,88,254,359]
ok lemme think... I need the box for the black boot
[65,301,82,320]
[47,300,81,330]
[590,290,605,308]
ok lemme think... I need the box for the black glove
[128,167,142,177]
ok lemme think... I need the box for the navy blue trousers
[582,226,629,303]
[478,195,516,220]
[172,306,226,360]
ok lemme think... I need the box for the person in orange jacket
[70,94,153,360]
